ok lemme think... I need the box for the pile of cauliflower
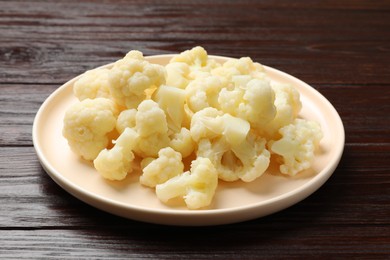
[62,46,323,210]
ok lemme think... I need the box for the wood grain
[1,0,389,85]
[0,0,389,258]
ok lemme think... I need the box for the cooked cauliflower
[218,78,276,130]
[220,113,250,146]
[109,50,166,109]
[73,68,111,101]
[140,147,184,187]
[185,75,225,113]
[153,84,186,134]
[94,128,139,181]
[169,127,196,158]
[116,109,137,134]
[190,108,250,145]
[197,132,270,182]
[192,111,269,182]
[165,46,221,88]
[135,133,170,158]
[190,107,224,142]
[265,82,302,138]
[62,46,324,210]
[216,86,241,116]
[211,56,266,82]
[156,157,218,209]
[134,100,170,157]
[165,62,192,89]
[269,119,323,176]
[170,46,220,74]
[62,98,119,161]
[237,79,276,128]
[171,46,208,65]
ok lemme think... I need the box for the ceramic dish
[32,54,344,226]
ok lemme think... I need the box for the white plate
[33,54,344,226]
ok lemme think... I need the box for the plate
[32,54,344,226]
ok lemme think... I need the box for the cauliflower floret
[170,46,219,71]
[190,107,224,142]
[216,75,253,114]
[217,87,243,116]
[62,98,118,161]
[169,127,196,158]
[237,79,276,128]
[218,78,276,130]
[116,109,137,134]
[187,90,208,113]
[165,62,192,89]
[109,50,166,109]
[73,68,111,101]
[136,100,168,137]
[220,113,251,146]
[169,46,213,68]
[265,82,302,137]
[140,147,184,187]
[171,46,208,66]
[212,57,266,82]
[269,118,323,176]
[156,157,218,209]
[136,133,170,158]
[94,128,139,181]
[153,85,186,134]
[230,133,271,182]
[192,111,269,182]
[198,131,270,182]
[186,75,225,113]
[134,100,170,157]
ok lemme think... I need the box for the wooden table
[1,0,389,258]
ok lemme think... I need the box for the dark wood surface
[1,0,389,258]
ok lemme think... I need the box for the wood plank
[0,84,58,146]
[0,1,389,84]
[0,225,389,259]
[314,85,390,144]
